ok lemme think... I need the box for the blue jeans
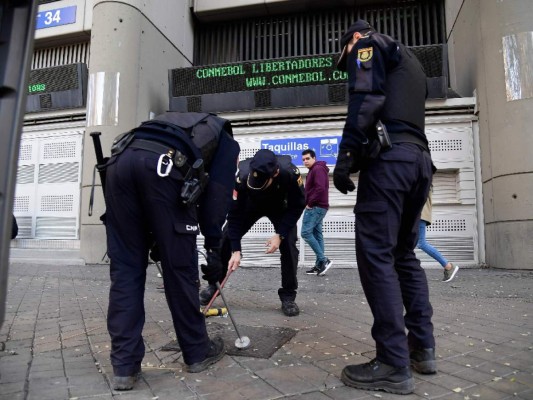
[417,221,448,267]
[301,206,327,264]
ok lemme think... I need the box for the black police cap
[337,19,374,71]
[247,149,279,190]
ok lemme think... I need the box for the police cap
[337,19,374,71]
[247,149,279,190]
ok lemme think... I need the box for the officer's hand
[333,150,356,194]
[265,234,282,254]
[200,248,224,284]
[228,251,242,271]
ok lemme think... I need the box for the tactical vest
[129,112,232,169]
[372,33,427,132]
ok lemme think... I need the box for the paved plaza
[1,262,532,399]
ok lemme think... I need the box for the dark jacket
[227,155,305,252]
[11,214,18,239]
[340,30,428,155]
[305,160,329,209]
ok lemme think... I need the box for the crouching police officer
[199,149,305,317]
[334,20,436,395]
[103,112,240,390]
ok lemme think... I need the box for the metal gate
[13,121,84,243]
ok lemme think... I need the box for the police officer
[333,20,436,394]
[199,149,305,317]
[104,112,240,390]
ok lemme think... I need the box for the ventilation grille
[19,144,33,161]
[43,141,77,159]
[187,96,202,112]
[17,165,35,184]
[195,1,445,64]
[328,84,346,103]
[255,90,271,108]
[38,162,80,183]
[14,196,31,213]
[32,42,90,69]
[40,195,74,212]
[35,217,77,239]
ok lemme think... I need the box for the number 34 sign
[36,6,77,30]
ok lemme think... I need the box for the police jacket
[227,155,305,252]
[134,112,240,249]
[340,30,428,153]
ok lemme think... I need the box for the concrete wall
[447,0,533,269]
[80,0,194,263]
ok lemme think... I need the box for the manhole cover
[160,322,297,359]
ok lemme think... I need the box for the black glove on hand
[201,248,224,285]
[333,150,356,194]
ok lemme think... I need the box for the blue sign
[261,136,341,166]
[36,6,77,30]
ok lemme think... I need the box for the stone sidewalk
[0,263,532,400]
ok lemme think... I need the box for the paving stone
[2,264,533,400]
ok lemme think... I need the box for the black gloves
[333,150,356,194]
[201,247,224,284]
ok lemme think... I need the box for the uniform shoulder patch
[357,47,373,62]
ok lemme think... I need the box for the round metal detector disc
[235,336,251,349]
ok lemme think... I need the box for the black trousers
[221,210,299,302]
[105,148,209,376]
[355,143,434,368]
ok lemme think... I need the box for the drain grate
[160,323,297,359]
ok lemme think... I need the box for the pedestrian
[300,149,333,276]
[11,214,18,239]
[418,187,459,282]
[199,149,306,317]
[333,20,437,394]
[103,112,240,390]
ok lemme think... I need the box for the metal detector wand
[215,282,250,349]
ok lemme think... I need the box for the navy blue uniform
[104,113,239,376]
[338,31,435,368]
[223,155,305,301]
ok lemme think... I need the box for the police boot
[341,359,414,395]
[199,284,217,306]
[112,366,141,391]
[410,348,436,374]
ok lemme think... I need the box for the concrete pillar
[80,0,193,263]
[449,0,533,269]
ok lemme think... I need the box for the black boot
[341,359,414,395]
[410,348,437,374]
[199,284,217,306]
[185,336,225,373]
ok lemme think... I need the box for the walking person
[418,187,459,282]
[199,149,306,317]
[333,20,437,394]
[103,112,239,390]
[300,149,333,276]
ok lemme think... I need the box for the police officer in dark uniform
[199,149,305,317]
[104,112,240,390]
[333,20,436,394]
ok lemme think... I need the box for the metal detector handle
[203,268,233,316]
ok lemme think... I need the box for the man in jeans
[301,149,333,276]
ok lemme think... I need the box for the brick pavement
[1,263,532,399]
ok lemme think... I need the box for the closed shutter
[14,122,84,241]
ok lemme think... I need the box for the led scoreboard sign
[171,55,346,96]
[169,54,348,113]
[169,45,448,113]
[26,63,88,113]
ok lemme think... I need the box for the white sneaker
[317,258,333,276]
